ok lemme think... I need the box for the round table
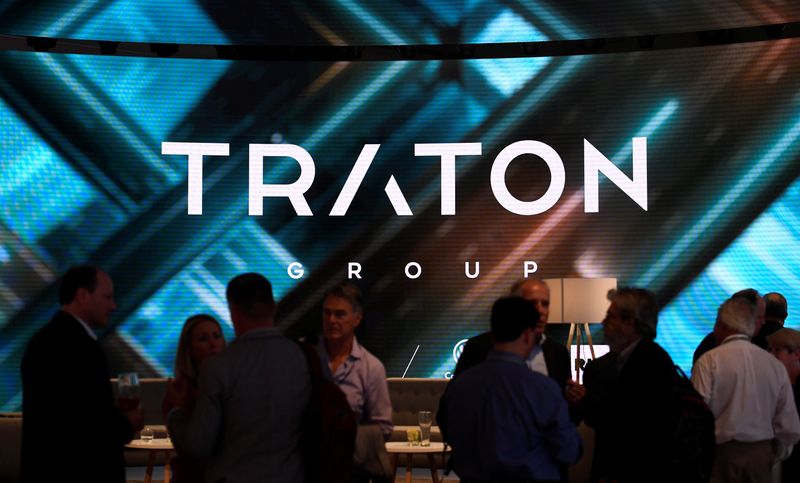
[126,438,173,483]
[385,441,450,483]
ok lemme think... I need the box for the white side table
[126,438,173,483]
[385,441,450,483]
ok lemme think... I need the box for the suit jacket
[167,327,312,483]
[21,310,133,483]
[583,338,675,483]
[454,331,572,392]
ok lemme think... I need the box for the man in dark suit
[454,278,580,406]
[583,287,676,483]
[21,266,143,483]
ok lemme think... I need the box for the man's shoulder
[695,338,742,370]
[213,331,304,366]
[37,311,81,336]
[24,312,91,357]
[353,340,387,374]
[626,340,675,381]
[467,331,492,345]
[458,331,491,354]
[748,343,789,374]
[634,339,674,365]
[521,363,561,390]
[469,356,561,397]
[584,351,617,376]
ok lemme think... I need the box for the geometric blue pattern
[472,9,550,97]
[659,176,800,373]
[0,98,96,253]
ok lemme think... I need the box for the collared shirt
[692,334,800,458]
[318,337,393,437]
[440,350,582,481]
[72,313,97,340]
[526,334,549,377]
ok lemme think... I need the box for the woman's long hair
[174,314,224,385]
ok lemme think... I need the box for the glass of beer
[418,410,432,447]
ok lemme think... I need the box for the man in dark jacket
[583,287,676,483]
[21,266,143,483]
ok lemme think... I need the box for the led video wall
[1,1,800,411]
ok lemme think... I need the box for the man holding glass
[21,265,143,483]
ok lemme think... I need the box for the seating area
[0,378,597,483]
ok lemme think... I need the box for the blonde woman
[163,314,226,483]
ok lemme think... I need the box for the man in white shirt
[692,296,800,482]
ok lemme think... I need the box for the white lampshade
[544,278,617,323]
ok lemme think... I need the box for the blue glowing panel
[66,55,230,145]
[0,99,95,249]
[117,221,301,375]
[71,0,229,44]
[471,9,550,97]
[659,177,800,373]
[332,0,409,44]
[64,1,230,144]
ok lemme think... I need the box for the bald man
[454,279,574,402]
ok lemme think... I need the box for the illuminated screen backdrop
[1,4,800,411]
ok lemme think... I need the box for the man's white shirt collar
[72,314,97,340]
[526,334,549,376]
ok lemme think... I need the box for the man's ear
[354,310,363,328]
[74,287,90,305]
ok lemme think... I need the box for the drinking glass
[117,372,141,411]
[406,428,421,446]
[140,425,154,442]
[418,410,432,447]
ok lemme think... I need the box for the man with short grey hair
[692,297,800,482]
[694,288,766,363]
[583,287,677,482]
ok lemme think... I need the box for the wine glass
[117,372,140,411]
[418,410,433,447]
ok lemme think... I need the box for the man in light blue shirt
[318,282,394,481]
[317,282,393,437]
[439,297,582,482]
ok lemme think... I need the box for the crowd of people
[17,265,800,483]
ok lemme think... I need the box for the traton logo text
[163,139,648,216]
